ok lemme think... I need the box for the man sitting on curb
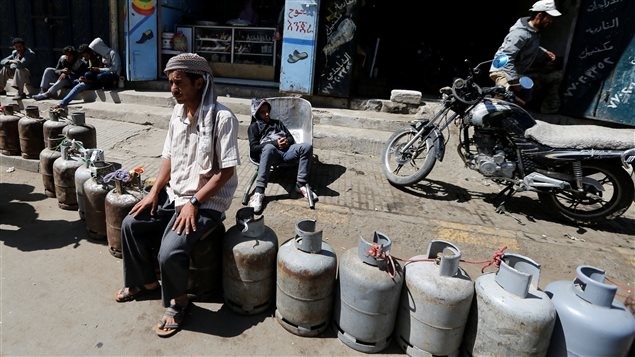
[33,45,86,100]
[247,98,317,213]
[54,37,121,109]
[0,37,36,99]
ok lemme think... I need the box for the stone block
[390,89,422,105]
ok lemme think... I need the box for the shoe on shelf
[296,184,318,201]
[32,93,49,101]
[248,192,264,214]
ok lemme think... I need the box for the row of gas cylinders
[0,104,96,159]
[39,136,143,259]
[222,208,635,356]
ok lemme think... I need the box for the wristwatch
[189,196,201,207]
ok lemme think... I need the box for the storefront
[119,0,634,126]
[122,0,284,82]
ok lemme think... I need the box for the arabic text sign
[560,0,634,117]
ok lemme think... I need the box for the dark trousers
[121,190,222,307]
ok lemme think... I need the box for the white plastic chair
[241,97,315,208]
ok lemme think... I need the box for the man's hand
[129,193,159,217]
[277,137,289,150]
[172,203,197,235]
[58,73,67,80]
[90,67,100,72]
[545,50,556,63]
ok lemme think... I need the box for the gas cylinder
[62,112,96,149]
[39,135,64,197]
[43,110,68,148]
[83,162,116,239]
[395,240,474,357]
[275,219,337,336]
[463,253,556,357]
[18,106,44,159]
[222,207,278,315]
[75,149,105,220]
[187,222,226,300]
[0,104,21,155]
[545,265,635,357]
[333,232,404,353]
[53,142,83,209]
[105,180,143,258]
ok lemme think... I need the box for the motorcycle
[381,54,635,225]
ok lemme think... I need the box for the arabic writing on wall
[286,7,314,34]
[560,0,633,117]
[317,0,358,97]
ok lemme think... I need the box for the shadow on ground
[0,182,102,251]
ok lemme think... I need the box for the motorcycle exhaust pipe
[523,172,571,190]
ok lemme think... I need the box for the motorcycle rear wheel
[538,162,634,225]
[381,127,437,186]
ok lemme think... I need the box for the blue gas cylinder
[275,219,337,336]
[333,232,403,353]
[463,253,556,356]
[545,265,635,357]
[395,240,474,357]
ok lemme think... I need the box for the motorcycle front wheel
[538,162,634,225]
[381,127,437,186]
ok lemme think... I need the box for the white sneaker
[296,185,318,201]
[249,192,264,213]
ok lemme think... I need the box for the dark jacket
[1,47,36,70]
[54,54,87,77]
[247,98,295,159]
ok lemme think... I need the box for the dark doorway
[0,0,110,86]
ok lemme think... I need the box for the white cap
[530,0,562,16]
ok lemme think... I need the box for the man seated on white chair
[247,98,317,213]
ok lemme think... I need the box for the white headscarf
[165,53,218,174]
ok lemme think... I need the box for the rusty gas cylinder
[83,162,117,239]
[104,180,143,258]
[62,112,96,149]
[223,208,278,315]
[75,149,105,221]
[53,142,83,209]
[0,104,21,155]
[39,135,65,197]
[18,105,45,159]
[43,110,68,148]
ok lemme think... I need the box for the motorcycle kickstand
[493,184,525,225]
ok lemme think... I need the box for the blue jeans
[256,143,313,189]
[58,72,118,106]
[59,80,89,106]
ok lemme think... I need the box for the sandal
[115,285,160,303]
[156,301,190,338]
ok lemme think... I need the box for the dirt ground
[1,147,634,355]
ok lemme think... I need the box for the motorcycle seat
[525,120,635,150]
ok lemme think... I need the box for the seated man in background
[33,45,87,100]
[247,98,317,213]
[0,37,37,99]
[54,37,120,109]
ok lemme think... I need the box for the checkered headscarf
[164,53,212,76]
